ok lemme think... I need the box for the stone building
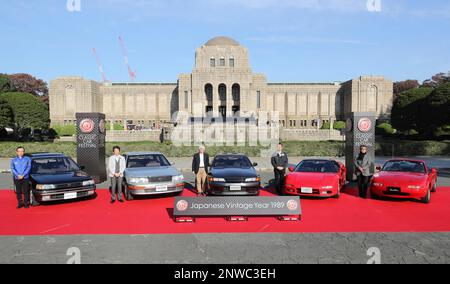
[49,36,393,132]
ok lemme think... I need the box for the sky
[1,0,449,84]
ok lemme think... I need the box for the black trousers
[14,179,30,205]
[274,169,286,196]
[357,175,371,198]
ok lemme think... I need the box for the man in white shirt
[192,145,210,196]
[108,146,126,203]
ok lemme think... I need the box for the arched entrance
[205,84,213,116]
[218,84,227,117]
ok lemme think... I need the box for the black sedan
[26,153,96,205]
[207,154,260,196]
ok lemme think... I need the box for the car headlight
[82,180,95,186]
[36,184,56,190]
[372,183,383,187]
[129,177,148,184]
[245,177,261,182]
[321,186,334,189]
[209,177,226,182]
[407,185,421,189]
[172,175,184,183]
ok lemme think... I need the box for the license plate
[156,186,168,192]
[389,187,401,193]
[301,187,313,194]
[64,192,77,200]
[230,185,242,191]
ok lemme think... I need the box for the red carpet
[1,187,450,236]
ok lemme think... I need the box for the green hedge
[321,121,346,130]
[105,122,124,131]
[334,121,346,130]
[0,140,448,158]
[52,124,76,137]
[376,140,450,156]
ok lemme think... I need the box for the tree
[422,72,450,87]
[418,83,450,137]
[0,92,50,130]
[391,87,433,133]
[0,74,14,93]
[8,73,48,98]
[0,99,13,128]
[393,80,420,98]
[376,123,396,137]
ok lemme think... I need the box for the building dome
[204,36,240,46]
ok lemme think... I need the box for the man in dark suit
[192,145,210,196]
[271,143,289,195]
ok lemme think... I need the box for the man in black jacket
[271,143,289,195]
[192,145,210,196]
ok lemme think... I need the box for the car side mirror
[376,165,382,172]
[253,163,258,167]
[80,166,86,170]
[170,162,175,166]
[431,168,438,174]
[289,166,295,172]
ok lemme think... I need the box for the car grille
[225,177,246,183]
[148,176,172,183]
[54,182,84,190]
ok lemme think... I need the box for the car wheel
[333,189,341,199]
[31,193,40,206]
[431,180,438,193]
[371,192,380,200]
[124,186,134,201]
[421,189,431,204]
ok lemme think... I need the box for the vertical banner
[76,113,107,184]
[345,112,376,181]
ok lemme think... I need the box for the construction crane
[118,36,137,82]
[92,48,109,83]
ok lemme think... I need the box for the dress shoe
[17,203,24,209]
[24,204,30,209]
[111,200,116,204]
[118,199,124,203]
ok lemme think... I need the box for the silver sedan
[123,152,185,200]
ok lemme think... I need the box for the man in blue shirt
[10,147,32,209]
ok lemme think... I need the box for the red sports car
[284,159,346,198]
[370,159,438,203]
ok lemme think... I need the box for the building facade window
[210,58,216,67]
[229,58,235,67]
[220,58,225,67]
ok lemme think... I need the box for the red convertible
[370,159,438,203]
[284,159,346,198]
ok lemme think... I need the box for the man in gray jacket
[354,145,374,198]
[108,146,126,203]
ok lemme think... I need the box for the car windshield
[212,156,252,168]
[295,160,339,173]
[127,154,170,168]
[382,161,426,173]
[32,157,80,174]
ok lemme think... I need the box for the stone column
[213,85,219,117]
[227,84,233,117]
